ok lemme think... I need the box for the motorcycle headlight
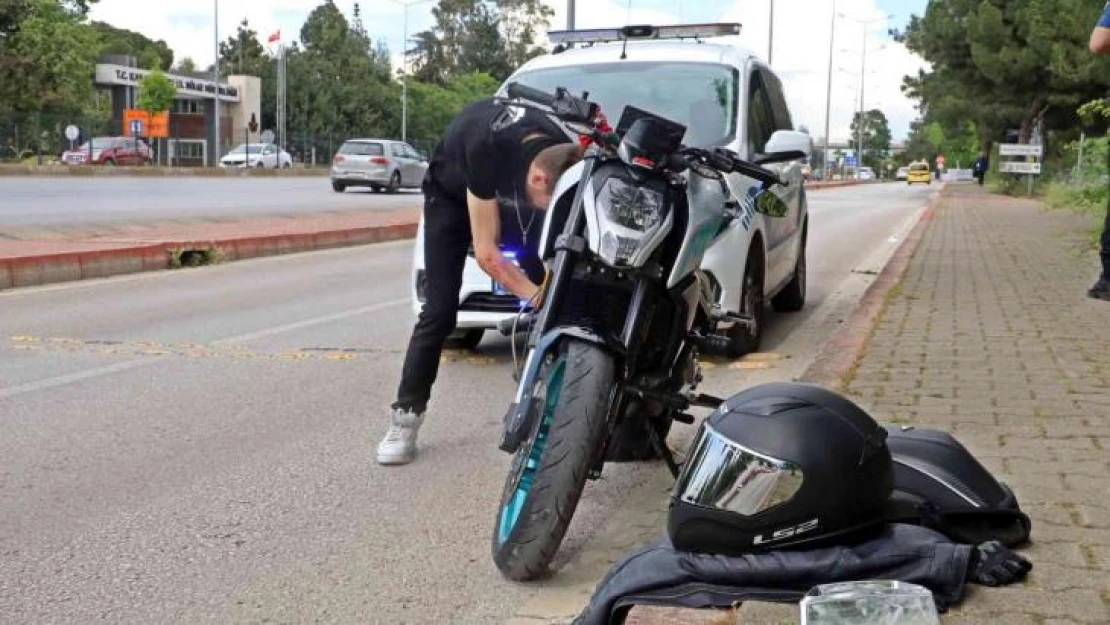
[594,178,668,267]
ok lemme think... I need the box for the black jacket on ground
[573,524,972,625]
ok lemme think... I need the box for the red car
[62,137,154,166]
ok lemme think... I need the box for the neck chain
[514,184,537,247]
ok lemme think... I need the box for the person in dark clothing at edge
[1088,4,1110,301]
[973,151,989,186]
[377,97,584,465]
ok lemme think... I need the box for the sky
[88,0,930,142]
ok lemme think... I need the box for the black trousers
[1101,196,1110,281]
[1101,151,1110,282]
[393,195,471,414]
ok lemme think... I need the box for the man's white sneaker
[376,409,424,466]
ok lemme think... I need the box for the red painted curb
[0,222,419,290]
[800,189,942,390]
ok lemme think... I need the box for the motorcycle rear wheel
[492,339,614,581]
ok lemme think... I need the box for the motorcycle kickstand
[648,424,682,479]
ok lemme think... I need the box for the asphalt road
[0,182,934,624]
[0,177,419,229]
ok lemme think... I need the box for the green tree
[410,0,552,84]
[407,72,500,141]
[903,119,981,168]
[136,67,176,164]
[849,109,892,169]
[0,0,98,113]
[93,21,174,70]
[218,19,279,132]
[219,18,268,77]
[136,67,176,114]
[899,0,1110,148]
[174,57,198,75]
[283,1,399,159]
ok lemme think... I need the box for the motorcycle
[491,83,805,581]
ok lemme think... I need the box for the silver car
[330,139,428,193]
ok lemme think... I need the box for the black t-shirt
[422,97,568,211]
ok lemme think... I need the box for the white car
[219,143,292,169]
[858,167,876,181]
[896,166,909,181]
[412,24,810,355]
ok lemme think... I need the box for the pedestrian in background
[973,151,989,186]
[1087,4,1110,301]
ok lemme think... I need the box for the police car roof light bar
[548,23,742,46]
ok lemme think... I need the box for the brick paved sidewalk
[624,185,1109,625]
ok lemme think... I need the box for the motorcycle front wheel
[492,339,614,581]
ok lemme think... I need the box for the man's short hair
[532,143,584,190]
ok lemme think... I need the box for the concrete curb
[799,187,943,390]
[0,164,329,177]
[0,222,416,290]
[805,180,863,190]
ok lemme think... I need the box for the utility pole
[389,0,435,143]
[569,0,575,29]
[768,0,774,65]
[838,12,892,179]
[858,18,866,178]
[213,0,219,166]
[822,0,836,180]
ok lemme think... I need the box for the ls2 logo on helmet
[752,518,819,546]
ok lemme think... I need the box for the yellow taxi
[907,161,932,185]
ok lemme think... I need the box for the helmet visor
[674,423,805,516]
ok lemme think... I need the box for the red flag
[268,30,280,43]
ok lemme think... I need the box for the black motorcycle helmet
[668,382,893,556]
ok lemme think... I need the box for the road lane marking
[0,358,159,400]
[212,298,408,345]
[0,298,409,400]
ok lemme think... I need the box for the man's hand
[1091,27,1110,54]
[467,191,541,301]
[1092,5,1110,54]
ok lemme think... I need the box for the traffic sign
[844,155,859,167]
[999,143,1043,157]
[261,129,275,144]
[128,118,144,137]
[999,161,1042,175]
[64,124,79,141]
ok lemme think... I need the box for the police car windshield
[510,62,738,148]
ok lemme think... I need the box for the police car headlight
[594,178,668,267]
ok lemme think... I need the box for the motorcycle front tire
[492,339,614,581]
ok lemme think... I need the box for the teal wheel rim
[497,356,566,545]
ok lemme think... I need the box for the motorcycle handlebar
[506,82,557,108]
[504,82,598,126]
[681,147,785,187]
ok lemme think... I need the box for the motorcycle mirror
[753,189,789,218]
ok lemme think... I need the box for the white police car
[412,23,810,355]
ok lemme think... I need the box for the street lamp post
[389,0,435,144]
[822,0,836,180]
[768,0,775,65]
[213,0,220,166]
[837,12,892,179]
